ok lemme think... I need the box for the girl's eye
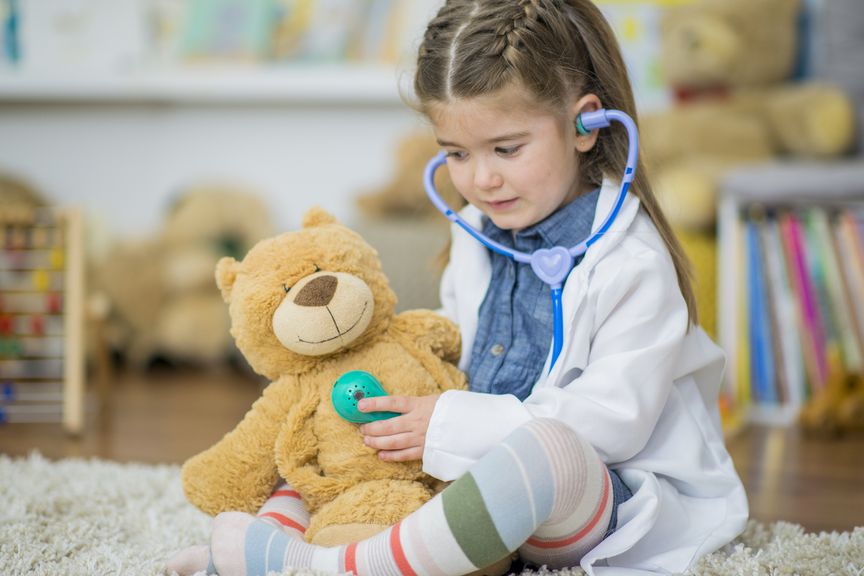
[495,145,521,157]
[445,150,467,161]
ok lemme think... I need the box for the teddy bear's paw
[309,522,390,547]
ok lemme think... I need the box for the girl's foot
[165,544,210,576]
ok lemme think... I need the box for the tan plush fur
[181,207,466,544]
[644,0,856,235]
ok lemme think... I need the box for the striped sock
[255,481,309,539]
[210,418,612,576]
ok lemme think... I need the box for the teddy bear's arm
[181,375,300,516]
[275,382,361,512]
[390,310,467,393]
[390,310,461,365]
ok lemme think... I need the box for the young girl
[167,1,747,575]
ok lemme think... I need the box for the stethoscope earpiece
[424,108,639,371]
[575,114,591,136]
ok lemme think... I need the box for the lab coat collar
[458,174,642,279]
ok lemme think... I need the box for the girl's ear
[572,93,602,153]
[216,257,239,302]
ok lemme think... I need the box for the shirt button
[490,344,505,357]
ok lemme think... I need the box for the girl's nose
[473,160,503,191]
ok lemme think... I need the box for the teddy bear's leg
[254,480,310,539]
[305,479,433,546]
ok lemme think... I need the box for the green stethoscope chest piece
[331,370,400,423]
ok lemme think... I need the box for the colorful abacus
[0,208,84,434]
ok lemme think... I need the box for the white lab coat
[424,176,748,575]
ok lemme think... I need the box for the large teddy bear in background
[641,0,857,338]
[645,0,856,229]
[181,208,467,545]
[93,186,273,368]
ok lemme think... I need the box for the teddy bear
[638,0,857,340]
[180,207,468,546]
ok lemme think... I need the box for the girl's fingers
[363,431,418,451]
[359,413,411,436]
[358,396,413,414]
[377,447,424,462]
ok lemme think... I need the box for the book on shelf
[762,219,806,407]
[834,212,864,364]
[746,215,777,405]
[180,0,275,63]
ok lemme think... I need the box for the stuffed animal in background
[154,186,274,365]
[0,172,48,222]
[181,207,467,545]
[356,130,464,220]
[640,0,857,339]
[645,0,856,231]
[92,185,273,368]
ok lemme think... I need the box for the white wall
[0,99,427,239]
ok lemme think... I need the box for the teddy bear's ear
[215,257,239,302]
[302,207,338,228]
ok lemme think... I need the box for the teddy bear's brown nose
[294,275,338,307]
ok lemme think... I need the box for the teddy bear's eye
[283,283,291,293]
[313,264,321,273]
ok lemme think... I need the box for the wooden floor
[1,367,863,533]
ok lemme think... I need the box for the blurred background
[1,0,863,533]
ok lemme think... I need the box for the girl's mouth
[486,198,518,211]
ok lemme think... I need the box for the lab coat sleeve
[422,249,688,480]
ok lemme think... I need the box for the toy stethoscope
[332,109,638,425]
[423,108,639,371]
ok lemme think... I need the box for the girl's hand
[358,394,440,462]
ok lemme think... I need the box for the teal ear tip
[331,370,399,424]
[575,115,590,136]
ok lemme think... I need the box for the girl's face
[429,87,585,231]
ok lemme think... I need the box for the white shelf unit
[718,161,864,427]
[0,64,411,105]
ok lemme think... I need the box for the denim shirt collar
[481,187,601,251]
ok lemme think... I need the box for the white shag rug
[1,453,863,576]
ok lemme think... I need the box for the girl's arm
[423,249,690,480]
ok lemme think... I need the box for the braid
[491,0,541,65]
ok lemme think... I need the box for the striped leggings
[214,418,615,575]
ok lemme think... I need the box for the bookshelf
[718,161,864,430]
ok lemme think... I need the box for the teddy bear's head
[661,0,800,89]
[215,208,396,379]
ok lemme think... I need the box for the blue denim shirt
[466,188,600,400]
